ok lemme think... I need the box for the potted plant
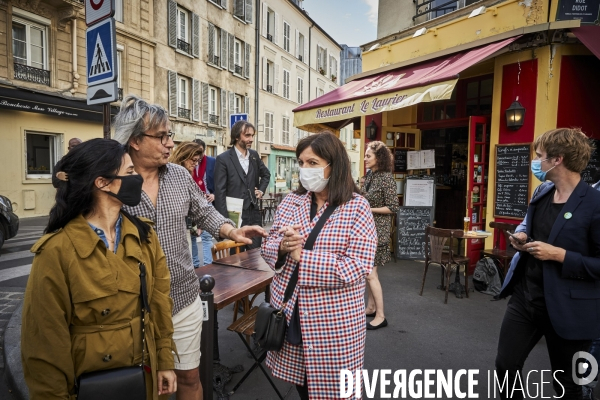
[331,75,337,83]
[319,67,325,75]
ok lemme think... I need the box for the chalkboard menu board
[494,144,531,219]
[394,149,407,172]
[581,140,600,184]
[396,207,433,260]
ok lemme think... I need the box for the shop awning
[572,26,600,60]
[293,36,520,131]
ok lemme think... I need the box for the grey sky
[300,0,378,47]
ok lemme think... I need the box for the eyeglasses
[141,131,175,145]
[189,158,200,165]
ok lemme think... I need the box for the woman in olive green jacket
[21,139,177,400]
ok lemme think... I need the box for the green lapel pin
[564,212,572,220]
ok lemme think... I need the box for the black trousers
[241,205,263,250]
[495,293,591,399]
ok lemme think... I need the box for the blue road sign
[230,113,249,128]
[86,18,117,86]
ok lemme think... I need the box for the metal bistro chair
[211,240,265,323]
[481,221,520,276]
[420,226,471,304]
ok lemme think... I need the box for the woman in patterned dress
[362,141,400,330]
[261,132,377,400]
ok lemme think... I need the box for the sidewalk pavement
[6,256,563,399]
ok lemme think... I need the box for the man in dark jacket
[214,121,270,249]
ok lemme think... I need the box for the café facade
[292,0,600,271]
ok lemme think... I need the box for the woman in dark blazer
[497,128,600,400]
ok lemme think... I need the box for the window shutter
[262,57,267,90]
[273,12,279,45]
[192,79,200,121]
[221,0,227,10]
[295,29,299,58]
[244,0,252,23]
[304,40,308,66]
[192,13,200,57]
[329,55,333,77]
[229,91,235,116]
[274,63,279,95]
[221,89,227,127]
[220,29,228,69]
[234,0,243,17]
[208,23,215,63]
[168,0,177,48]
[262,2,268,37]
[317,46,321,71]
[244,43,251,79]
[228,34,234,72]
[270,113,274,142]
[168,70,177,117]
[201,82,209,123]
[324,48,328,72]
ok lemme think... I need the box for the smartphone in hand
[508,232,532,245]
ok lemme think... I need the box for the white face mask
[299,164,330,193]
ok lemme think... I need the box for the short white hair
[113,95,169,145]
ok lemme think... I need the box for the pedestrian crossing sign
[86,18,117,86]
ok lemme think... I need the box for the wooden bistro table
[445,230,492,298]
[195,248,274,399]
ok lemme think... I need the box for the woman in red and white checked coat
[261,132,377,400]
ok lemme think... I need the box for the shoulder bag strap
[139,263,151,367]
[282,204,338,303]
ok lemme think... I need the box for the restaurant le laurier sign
[293,80,458,129]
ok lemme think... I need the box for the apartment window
[316,87,324,98]
[295,128,308,145]
[115,0,123,22]
[233,0,253,23]
[168,1,199,57]
[209,87,218,118]
[25,132,61,179]
[235,94,242,113]
[234,39,242,75]
[266,8,275,42]
[283,21,290,52]
[208,0,227,9]
[283,70,290,100]
[317,46,327,75]
[282,116,290,145]
[264,112,274,142]
[297,77,304,104]
[208,23,228,69]
[178,8,188,42]
[297,32,305,62]
[178,77,190,119]
[117,49,123,100]
[329,57,338,82]
[12,17,49,86]
[266,60,274,93]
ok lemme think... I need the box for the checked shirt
[125,163,234,315]
[261,191,377,399]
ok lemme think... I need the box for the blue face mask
[531,158,555,182]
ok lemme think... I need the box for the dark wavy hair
[46,138,151,242]
[295,132,359,206]
[366,141,394,173]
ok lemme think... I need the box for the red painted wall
[557,56,600,139]
[493,60,538,245]
[365,113,383,142]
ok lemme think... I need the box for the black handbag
[76,263,152,400]
[255,203,338,351]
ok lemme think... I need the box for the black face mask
[105,175,144,206]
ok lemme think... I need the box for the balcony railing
[267,85,273,93]
[14,63,50,86]
[267,33,273,42]
[212,55,220,65]
[413,0,458,20]
[209,114,219,125]
[234,64,243,75]
[178,107,191,119]
[118,88,123,100]
[177,38,191,54]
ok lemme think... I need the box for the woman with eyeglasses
[21,139,177,399]
[169,142,204,268]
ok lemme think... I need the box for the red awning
[293,36,520,130]
[572,26,600,60]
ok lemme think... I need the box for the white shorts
[172,295,203,370]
